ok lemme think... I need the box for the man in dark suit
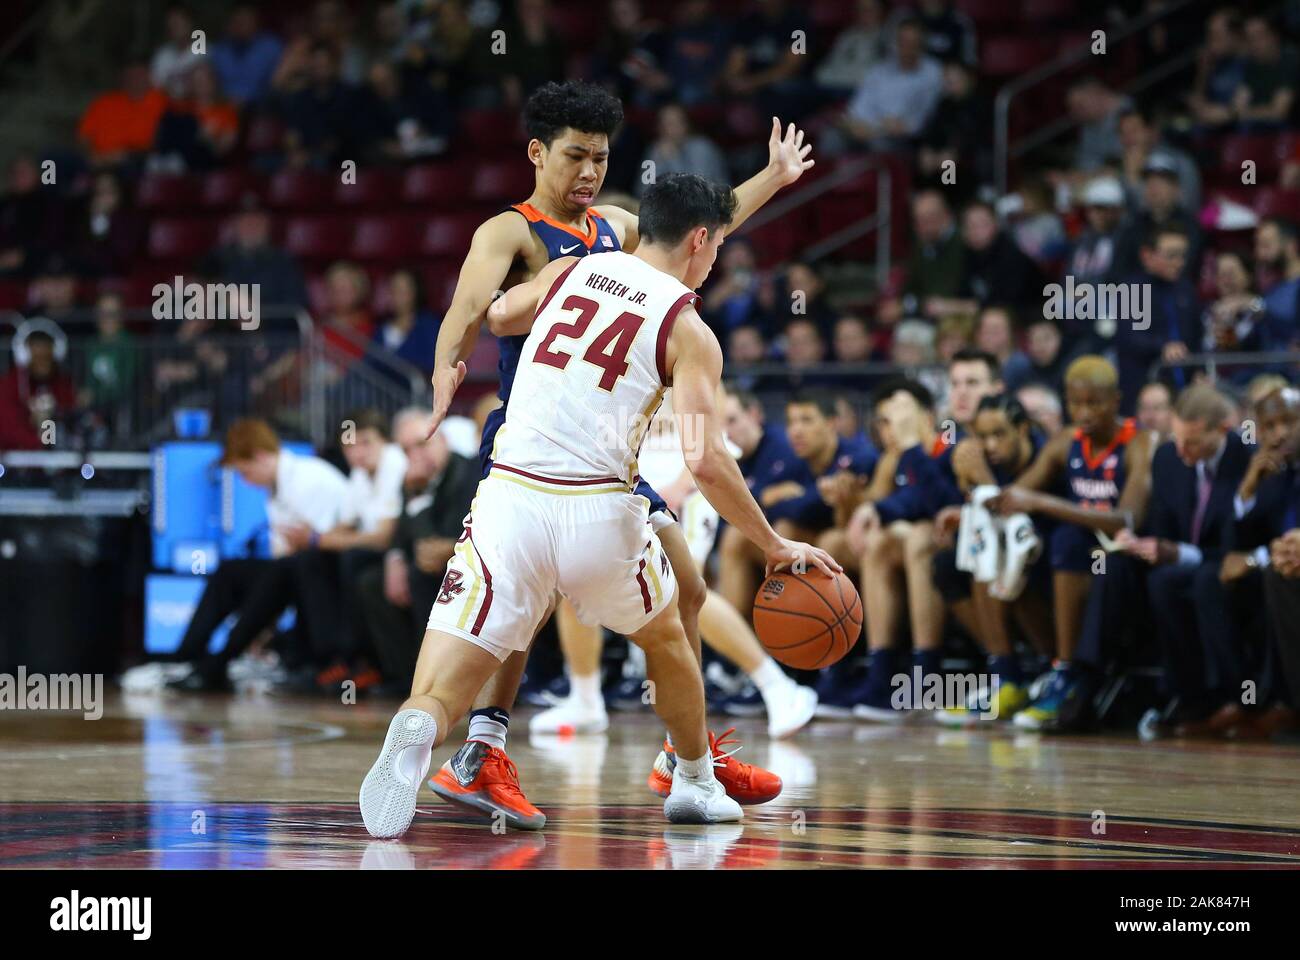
[1219,386,1300,737]
[1111,385,1251,734]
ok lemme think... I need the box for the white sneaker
[529,696,609,734]
[657,824,745,869]
[852,701,915,723]
[765,682,818,739]
[121,662,192,692]
[663,768,743,824]
[359,709,437,839]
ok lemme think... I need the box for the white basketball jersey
[492,251,699,484]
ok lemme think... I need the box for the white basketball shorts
[427,464,678,660]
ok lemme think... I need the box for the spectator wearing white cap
[1070,176,1126,272]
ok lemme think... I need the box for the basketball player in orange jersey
[419,81,816,829]
[987,356,1156,731]
[360,173,840,837]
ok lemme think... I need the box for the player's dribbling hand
[766,117,814,187]
[428,361,467,438]
[765,538,842,579]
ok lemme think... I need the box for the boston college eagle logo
[437,569,466,604]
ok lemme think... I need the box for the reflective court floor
[1,693,1298,869]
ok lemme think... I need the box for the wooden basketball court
[2,692,1297,869]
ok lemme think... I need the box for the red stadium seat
[0,279,25,311]
[243,113,284,153]
[1251,187,1300,221]
[146,218,217,260]
[422,261,462,312]
[267,169,334,210]
[1022,0,1077,20]
[334,169,400,208]
[401,163,465,207]
[350,215,419,261]
[725,103,767,144]
[811,0,855,31]
[136,174,196,213]
[736,217,803,268]
[199,170,259,209]
[471,162,536,203]
[420,215,481,258]
[980,36,1056,76]
[460,109,527,150]
[813,201,876,259]
[1219,134,1285,179]
[548,5,603,50]
[284,215,352,260]
[956,0,1019,25]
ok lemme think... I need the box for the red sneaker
[646,728,782,805]
[429,740,546,830]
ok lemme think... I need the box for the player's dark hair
[523,81,624,147]
[950,346,1002,383]
[976,392,1030,430]
[724,383,762,412]
[639,173,737,247]
[345,408,390,440]
[869,375,934,412]
[787,388,838,419]
[1143,224,1187,249]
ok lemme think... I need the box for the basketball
[752,570,862,670]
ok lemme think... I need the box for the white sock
[569,671,603,709]
[675,751,715,781]
[467,711,508,751]
[750,656,792,694]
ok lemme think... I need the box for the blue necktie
[1164,294,1186,388]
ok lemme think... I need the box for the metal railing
[1149,349,1300,384]
[0,306,427,453]
[734,156,893,282]
[993,0,1206,194]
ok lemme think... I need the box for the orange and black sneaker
[646,728,783,805]
[429,740,546,831]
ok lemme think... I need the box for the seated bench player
[987,356,1156,732]
[718,388,877,622]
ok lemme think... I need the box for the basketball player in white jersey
[532,390,819,740]
[360,174,840,837]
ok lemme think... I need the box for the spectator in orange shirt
[154,62,240,171]
[78,63,168,167]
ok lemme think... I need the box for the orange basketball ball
[752,570,862,670]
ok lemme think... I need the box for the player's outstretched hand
[767,117,814,187]
[428,361,467,438]
[765,538,842,579]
